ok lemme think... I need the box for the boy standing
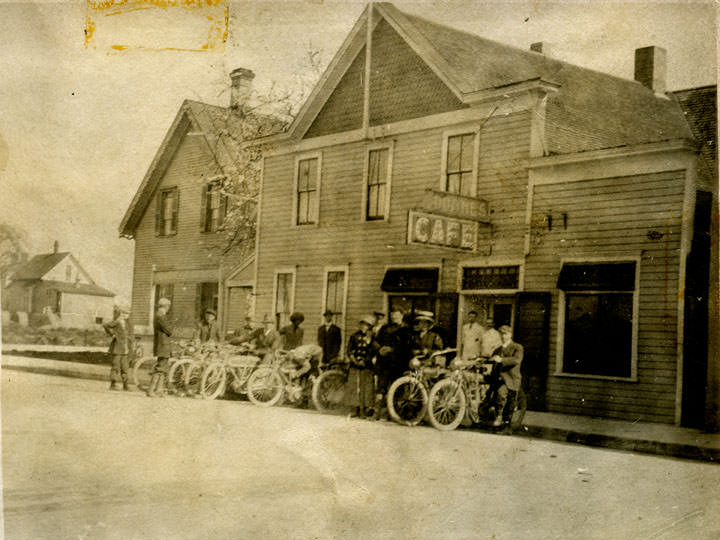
[103,305,134,391]
[149,297,173,397]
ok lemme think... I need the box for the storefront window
[462,266,519,290]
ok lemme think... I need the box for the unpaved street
[2,370,719,539]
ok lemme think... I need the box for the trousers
[496,385,518,422]
[110,354,130,383]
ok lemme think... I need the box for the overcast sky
[0,0,716,300]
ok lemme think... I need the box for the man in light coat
[461,310,485,360]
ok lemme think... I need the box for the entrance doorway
[460,295,515,329]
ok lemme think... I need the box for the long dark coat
[317,323,342,362]
[153,311,173,357]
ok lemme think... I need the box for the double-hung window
[364,146,392,221]
[442,132,477,197]
[323,268,348,325]
[274,270,295,328]
[202,181,227,233]
[156,187,178,236]
[295,155,320,225]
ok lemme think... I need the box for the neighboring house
[3,241,115,328]
[253,3,717,428]
[119,69,275,342]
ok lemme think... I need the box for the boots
[110,381,123,391]
[155,373,166,398]
[146,374,160,397]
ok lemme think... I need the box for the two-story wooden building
[119,69,273,342]
[253,3,717,427]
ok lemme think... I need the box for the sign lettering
[408,211,478,252]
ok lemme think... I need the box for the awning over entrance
[557,262,636,291]
[381,268,439,293]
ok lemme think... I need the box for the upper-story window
[202,180,227,233]
[156,187,178,236]
[442,131,477,197]
[364,146,392,221]
[294,155,321,225]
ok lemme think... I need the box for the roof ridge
[391,3,673,97]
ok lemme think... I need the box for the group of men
[102,299,523,427]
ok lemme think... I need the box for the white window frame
[272,267,296,328]
[457,258,525,295]
[322,265,350,356]
[292,152,322,227]
[439,126,480,198]
[361,142,394,222]
[554,255,641,382]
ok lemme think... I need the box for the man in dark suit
[317,310,342,366]
[149,297,173,397]
[103,305,134,391]
[490,325,524,428]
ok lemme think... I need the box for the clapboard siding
[130,132,228,330]
[524,170,686,423]
[257,111,532,343]
[368,19,466,126]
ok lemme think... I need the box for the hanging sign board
[407,210,478,252]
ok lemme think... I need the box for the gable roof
[10,252,71,280]
[283,2,693,154]
[41,280,115,297]
[119,100,285,238]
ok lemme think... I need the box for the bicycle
[385,348,455,426]
[426,357,526,432]
[198,343,263,400]
[246,350,313,407]
[166,342,220,397]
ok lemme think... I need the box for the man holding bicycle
[490,325,524,428]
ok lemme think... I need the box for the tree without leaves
[0,223,29,286]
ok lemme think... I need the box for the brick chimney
[230,68,255,110]
[634,46,666,94]
[530,42,552,56]
[53,240,59,254]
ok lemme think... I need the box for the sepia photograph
[1,0,718,538]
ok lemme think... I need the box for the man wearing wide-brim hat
[414,310,444,360]
[489,325,524,429]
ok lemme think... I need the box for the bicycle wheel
[247,366,284,407]
[311,369,348,412]
[386,376,428,426]
[184,362,204,396]
[166,358,193,395]
[132,356,155,392]
[199,363,227,400]
[427,379,466,431]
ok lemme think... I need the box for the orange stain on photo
[85,0,228,52]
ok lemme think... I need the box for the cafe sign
[407,210,478,252]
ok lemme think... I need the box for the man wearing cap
[194,308,221,344]
[280,312,305,350]
[372,311,386,337]
[148,297,173,397]
[490,325,524,429]
[103,304,135,391]
[317,310,341,365]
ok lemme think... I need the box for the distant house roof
[283,3,694,155]
[10,252,71,280]
[119,99,285,238]
[673,85,717,183]
[41,280,115,298]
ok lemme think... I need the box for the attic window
[156,187,178,237]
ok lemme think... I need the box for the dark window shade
[557,262,636,291]
[381,268,438,293]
